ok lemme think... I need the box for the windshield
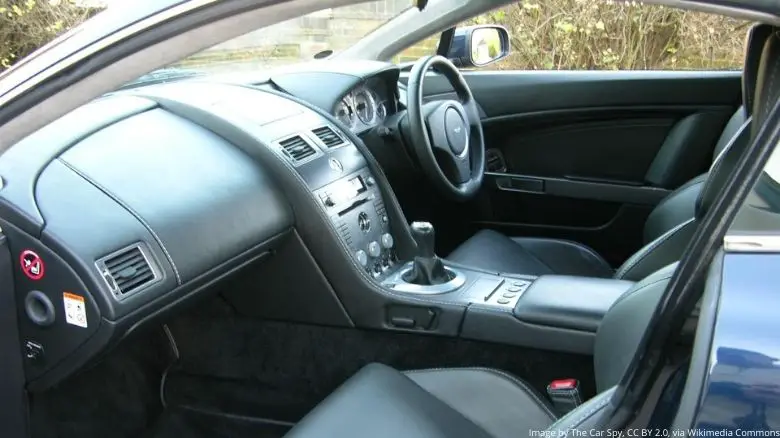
[136,0,411,81]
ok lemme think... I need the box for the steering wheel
[406,55,485,201]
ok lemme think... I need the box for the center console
[312,167,399,278]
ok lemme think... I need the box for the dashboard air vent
[279,135,317,162]
[312,126,344,148]
[98,244,156,298]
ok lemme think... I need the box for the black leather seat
[284,24,780,438]
[446,37,771,282]
[447,107,749,281]
[285,263,677,438]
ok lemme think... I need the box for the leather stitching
[710,121,751,167]
[515,237,612,275]
[607,269,675,311]
[614,218,693,280]
[648,174,705,220]
[404,366,558,420]
[58,157,183,285]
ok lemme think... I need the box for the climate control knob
[381,233,394,249]
[355,250,368,267]
[368,241,381,258]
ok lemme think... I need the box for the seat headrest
[751,26,780,136]
[743,24,775,119]
[695,25,779,219]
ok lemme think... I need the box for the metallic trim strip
[383,263,467,295]
[723,234,780,252]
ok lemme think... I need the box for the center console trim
[383,263,467,294]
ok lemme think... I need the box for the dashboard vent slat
[279,135,317,162]
[312,126,344,148]
[99,245,157,297]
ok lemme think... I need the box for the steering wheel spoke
[405,55,485,201]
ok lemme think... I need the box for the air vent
[97,244,157,298]
[279,135,317,162]
[312,126,345,148]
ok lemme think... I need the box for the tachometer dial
[335,98,355,129]
[353,89,376,124]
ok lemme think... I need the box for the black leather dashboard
[0,73,405,389]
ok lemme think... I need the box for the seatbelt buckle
[546,378,582,415]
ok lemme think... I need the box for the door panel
[400,70,742,264]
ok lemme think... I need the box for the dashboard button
[365,176,376,186]
[355,250,368,267]
[497,298,511,305]
[502,292,517,299]
[381,233,394,249]
[368,241,381,258]
[507,286,522,292]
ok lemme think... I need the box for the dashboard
[0,60,412,391]
[333,77,398,133]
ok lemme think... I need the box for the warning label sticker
[63,292,87,328]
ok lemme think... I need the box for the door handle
[495,175,545,193]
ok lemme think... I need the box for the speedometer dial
[335,98,355,129]
[353,89,376,124]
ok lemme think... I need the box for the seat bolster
[447,229,612,278]
[615,219,696,281]
[285,363,492,438]
[447,229,553,275]
[643,174,705,243]
[512,237,614,278]
[405,367,557,438]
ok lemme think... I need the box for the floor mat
[146,406,291,438]
[164,296,596,423]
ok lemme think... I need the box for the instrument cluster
[334,78,394,133]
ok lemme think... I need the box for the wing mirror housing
[446,25,510,68]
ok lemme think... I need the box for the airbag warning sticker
[63,292,87,328]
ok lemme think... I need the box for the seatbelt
[547,378,583,415]
[0,232,30,438]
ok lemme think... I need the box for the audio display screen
[331,176,366,205]
[349,176,366,193]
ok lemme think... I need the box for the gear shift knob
[410,221,435,258]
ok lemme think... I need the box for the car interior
[3,4,779,437]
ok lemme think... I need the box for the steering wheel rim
[406,55,485,201]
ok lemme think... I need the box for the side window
[399,1,748,70]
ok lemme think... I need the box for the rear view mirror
[446,25,510,68]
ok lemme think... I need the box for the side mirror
[446,25,510,68]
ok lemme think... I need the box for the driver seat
[448,110,749,281]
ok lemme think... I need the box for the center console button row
[356,250,368,267]
[368,241,381,258]
[381,233,394,249]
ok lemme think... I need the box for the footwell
[145,406,291,438]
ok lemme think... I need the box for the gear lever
[402,221,450,285]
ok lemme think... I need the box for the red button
[549,379,577,390]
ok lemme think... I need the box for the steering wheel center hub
[444,107,468,156]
